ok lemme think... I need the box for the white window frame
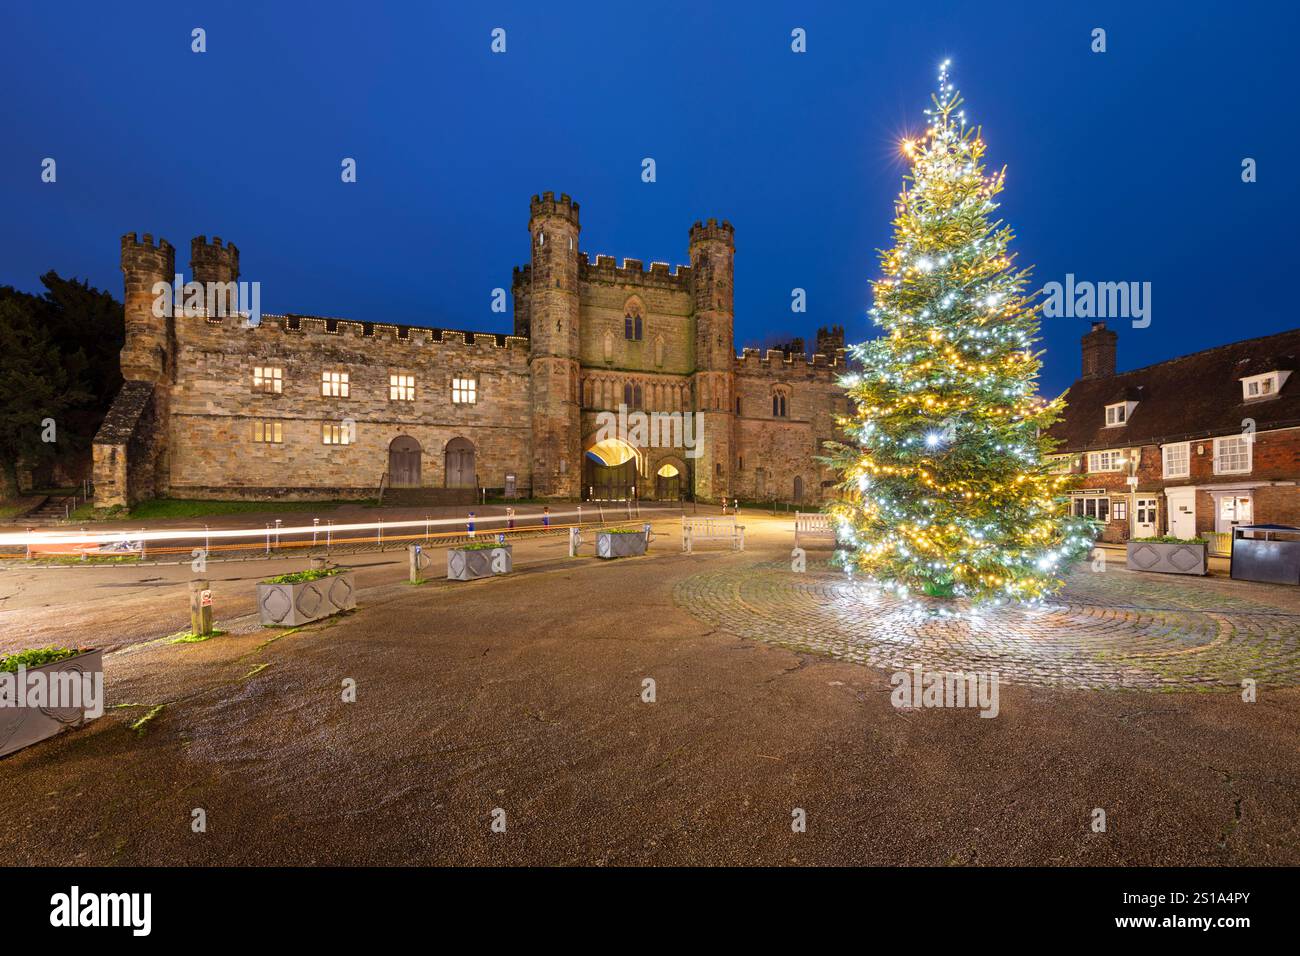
[1104,402,1127,426]
[1213,435,1252,475]
[452,376,477,405]
[1161,441,1190,479]
[1047,454,1075,474]
[253,421,283,443]
[1087,450,1126,473]
[1241,371,1288,401]
[253,366,283,394]
[389,373,416,402]
[321,370,350,398]
[1071,495,1112,521]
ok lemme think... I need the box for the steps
[19,496,77,527]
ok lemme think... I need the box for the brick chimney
[1081,321,1117,380]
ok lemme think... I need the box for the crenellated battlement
[689,218,735,247]
[578,252,692,291]
[735,346,847,374]
[191,235,240,284]
[196,311,529,351]
[120,232,176,274]
[529,190,580,227]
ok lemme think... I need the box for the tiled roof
[1047,328,1300,452]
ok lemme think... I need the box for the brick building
[1047,322,1300,544]
[92,193,848,508]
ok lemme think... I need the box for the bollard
[542,507,550,528]
[467,511,476,537]
[568,526,581,557]
[506,507,515,531]
[310,555,329,571]
[189,579,214,637]
[409,544,427,584]
[643,522,652,549]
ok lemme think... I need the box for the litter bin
[1230,524,1300,585]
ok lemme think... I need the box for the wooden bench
[682,516,745,553]
[794,512,835,548]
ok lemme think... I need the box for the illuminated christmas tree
[828,62,1094,603]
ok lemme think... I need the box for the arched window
[772,390,789,418]
[624,382,633,407]
[603,330,614,363]
[624,298,644,341]
[634,384,643,409]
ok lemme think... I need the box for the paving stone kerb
[673,560,1300,691]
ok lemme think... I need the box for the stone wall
[96,199,851,506]
[166,315,532,498]
[732,349,847,504]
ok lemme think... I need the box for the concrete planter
[1,649,103,759]
[1126,541,1208,576]
[447,544,512,581]
[257,570,357,626]
[596,531,647,559]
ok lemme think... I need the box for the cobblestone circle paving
[673,560,1300,690]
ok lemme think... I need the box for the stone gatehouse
[93,193,848,507]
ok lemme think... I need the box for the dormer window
[1242,371,1289,401]
[1104,401,1135,426]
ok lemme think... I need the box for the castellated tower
[191,235,240,315]
[120,233,176,384]
[815,324,845,358]
[528,192,583,498]
[689,219,735,502]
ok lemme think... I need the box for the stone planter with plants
[447,541,513,581]
[1126,536,1209,576]
[1,646,103,758]
[257,566,356,626]
[596,527,648,559]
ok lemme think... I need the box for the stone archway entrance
[445,437,475,488]
[584,437,640,500]
[652,455,688,500]
[388,436,421,487]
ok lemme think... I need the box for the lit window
[1213,435,1251,475]
[1071,496,1111,519]
[1241,372,1286,400]
[1112,500,1128,521]
[321,371,350,398]
[1047,455,1074,473]
[1162,442,1189,479]
[1087,450,1125,473]
[389,374,415,402]
[452,377,477,404]
[1104,403,1127,426]
[322,422,352,445]
[253,366,282,394]
[253,421,282,443]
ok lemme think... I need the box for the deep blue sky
[2,1,1295,395]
